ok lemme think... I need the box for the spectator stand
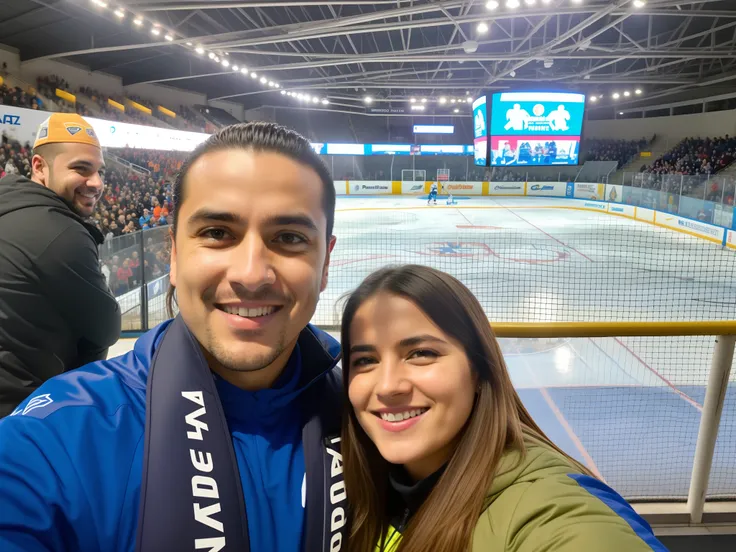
[1,71,44,111]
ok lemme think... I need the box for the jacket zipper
[397,508,411,532]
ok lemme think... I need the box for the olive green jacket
[380,437,665,551]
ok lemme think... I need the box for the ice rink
[115,196,736,499]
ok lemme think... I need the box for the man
[0,122,346,552]
[0,113,121,417]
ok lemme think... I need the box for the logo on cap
[65,124,82,136]
[86,128,96,138]
[38,126,48,139]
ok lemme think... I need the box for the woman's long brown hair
[340,265,593,552]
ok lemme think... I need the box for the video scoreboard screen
[472,95,488,166]
[489,91,586,167]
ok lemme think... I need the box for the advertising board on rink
[525,182,568,197]
[443,181,484,195]
[349,181,392,195]
[489,182,524,196]
[656,213,725,243]
[607,203,636,218]
[401,181,426,195]
[574,182,605,200]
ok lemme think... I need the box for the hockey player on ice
[427,182,438,205]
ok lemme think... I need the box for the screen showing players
[489,91,585,166]
[472,95,488,166]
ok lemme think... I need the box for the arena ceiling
[1,0,736,116]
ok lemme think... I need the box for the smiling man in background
[0,113,121,417]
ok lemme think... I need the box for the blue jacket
[0,319,346,552]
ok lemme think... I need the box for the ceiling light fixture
[251,72,258,78]
[133,17,143,26]
[439,97,447,104]
[364,96,373,104]
[260,77,267,84]
[322,99,329,105]
[164,34,173,42]
[477,22,489,34]
[114,9,125,18]
[222,59,229,67]
[612,92,620,99]
[506,0,521,8]
[635,88,643,95]
[486,1,499,10]
[623,90,631,97]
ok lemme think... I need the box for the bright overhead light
[133,17,143,26]
[322,99,329,105]
[114,9,125,18]
[623,90,631,97]
[297,93,304,100]
[91,0,108,7]
[571,0,583,4]
[410,97,416,103]
[525,0,537,5]
[164,34,173,41]
[619,111,624,115]
[466,97,473,103]
[506,0,520,8]
[304,94,312,101]
[453,108,459,113]
[213,56,220,63]
[195,46,204,55]
[186,42,192,46]
[274,83,280,89]
[477,22,489,34]
[251,72,258,78]
[280,90,286,95]
[411,105,425,111]
[612,92,620,99]
[421,97,427,103]
[633,0,646,7]
[450,98,456,104]
[232,65,239,71]
[268,81,274,87]
[364,96,373,104]
[312,97,319,104]
[222,59,229,67]
[635,88,643,95]
[590,96,597,102]
[260,77,267,84]
[151,27,160,36]
[542,0,552,3]
[241,67,248,74]
[486,1,499,10]
[439,97,447,104]
[208,52,215,59]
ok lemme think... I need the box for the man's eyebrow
[264,214,318,232]
[187,208,243,225]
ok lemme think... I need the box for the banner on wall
[401,181,426,194]
[444,181,483,195]
[574,182,605,200]
[489,182,524,196]
[656,214,725,242]
[526,182,567,197]
[605,184,623,203]
[349,181,391,195]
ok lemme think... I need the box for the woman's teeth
[380,408,428,422]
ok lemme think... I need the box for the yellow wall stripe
[157,105,176,118]
[55,89,76,103]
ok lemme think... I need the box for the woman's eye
[351,356,375,368]
[408,349,438,361]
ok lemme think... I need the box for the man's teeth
[223,305,277,318]
[380,408,428,422]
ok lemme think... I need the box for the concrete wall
[0,44,21,74]
[20,58,123,97]
[208,100,245,121]
[583,110,736,142]
[124,82,206,111]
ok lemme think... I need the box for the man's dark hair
[166,121,336,317]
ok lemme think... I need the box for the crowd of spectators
[584,138,648,168]
[0,134,32,179]
[643,135,736,176]
[1,68,42,110]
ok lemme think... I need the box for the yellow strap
[376,525,402,552]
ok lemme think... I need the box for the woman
[341,265,665,552]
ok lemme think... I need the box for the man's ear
[30,154,49,186]
[321,235,337,292]
[169,229,177,287]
